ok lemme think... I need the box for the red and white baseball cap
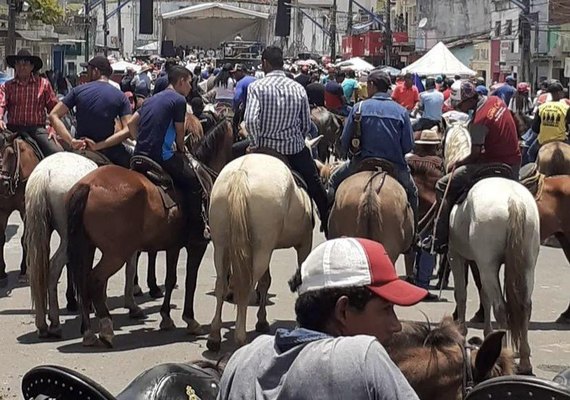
[298,238,428,306]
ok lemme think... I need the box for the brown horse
[387,316,514,400]
[67,120,234,347]
[328,168,414,262]
[0,133,41,283]
[537,141,570,176]
[311,106,342,162]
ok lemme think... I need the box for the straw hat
[415,127,441,145]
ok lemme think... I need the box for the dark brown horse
[537,141,570,176]
[387,316,514,400]
[67,120,233,347]
[0,133,42,283]
[311,106,342,162]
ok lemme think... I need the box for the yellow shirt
[356,82,368,101]
[537,101,570,144]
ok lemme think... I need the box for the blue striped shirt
[244,70,311,155]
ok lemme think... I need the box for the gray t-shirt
[217,333,419,400]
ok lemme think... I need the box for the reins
[460,340,478,398]
[0,136,22,196]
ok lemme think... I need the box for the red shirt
[324,80,343,110]
[0,75,58,126]
[391,83,419,111]
[472,96,521,166]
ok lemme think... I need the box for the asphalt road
[0,213,569,398]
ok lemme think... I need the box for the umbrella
[378,66,401,76]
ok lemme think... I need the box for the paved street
[0,212,569,398]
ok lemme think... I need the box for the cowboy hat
[415,127,441,145]
[6,49,43,72]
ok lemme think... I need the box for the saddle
[520,162,545,200]
[252,147,308,191]
[456,163,513,204]
[22,363,221,400]
[130,155,176,209]
[76,149,112,167]
[466,374,570,400]
[354,157,397,178]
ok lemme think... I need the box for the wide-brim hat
[415,127,441,145]
[6,49,43,72]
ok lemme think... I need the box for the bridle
[460,340,478,399]
[0,133,22,197]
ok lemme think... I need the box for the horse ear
[305,135,324,149]
[474,330,506,380]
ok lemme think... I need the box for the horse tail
[67,184,91,310]
[504,197,530,351]
[227,169,252,306]
[25,170,51,313]
[356,173,382,239]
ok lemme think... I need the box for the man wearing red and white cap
[218,238,426,400]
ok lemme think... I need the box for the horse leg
[448,251,468,335]
[89,253,128,348]
[404,251,415,281]
[182,243,208,335]
[19,211,28,279]
[147,250,163,298]
[0,211,9,283]
[65,267,77,312]
[207,245,230,352]
[133,251,143,297]
[478,260,505,337]
[46,240,68,338]
[469,261,485,323]
[555,233,570,323]
[159,248,180,331]
[253,249,274,334]
[79,246,97,346]
[124,253,144,319]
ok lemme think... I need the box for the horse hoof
[37,328,50,339]
[66,301,78,313]
[0,276,7,288]
[159,317,176,331]
[99,334,114,348]
[185,318,205,335]
[128,307,146,319]
[48,326,63,339]
[149,287,164,299]
[133,285,143,297]
[516,366,534,376]
[556,314,570,324]
[18,274,28,284]
[470,310,485,324]
[206,339,221,352]
[255,321,270,333]
[82,331,98,347]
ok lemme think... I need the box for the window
[505,19,512,35]
[494,21,501,37]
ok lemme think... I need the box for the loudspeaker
[274,0,291,37]
[161,40,175,57]
[139,0,154,34]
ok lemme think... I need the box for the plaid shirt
[244,70,311,155]
[0,75,58,126]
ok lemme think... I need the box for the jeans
[415,241,436,289]
[412,118,439,132]
[330,159,419,225]
[521,129,538,165]
[286,148,329,224]
[101,144,132,168]
[161,152,204,233]
[8,125,61,156]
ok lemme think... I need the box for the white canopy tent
[161,3,268,50]
[136,41,159,51]
[111,61,141,73]
[402,42,476,77]
[336,57,374,72]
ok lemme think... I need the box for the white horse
[206,153,315,351]
[25,152,141,338]
[444,122,540,374]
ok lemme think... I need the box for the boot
[185,191,210,245]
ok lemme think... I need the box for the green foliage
[27,0,64,25]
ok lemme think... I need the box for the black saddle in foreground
[22,363,221,400]
[456,163,513,204]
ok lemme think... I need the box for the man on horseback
[130,65,208,242]
[218,238,426,399]
[422,81,521,254]
[329,70,419,228]
[244,46,330,236]
[49,56,133,167]
[532,81,570,147]
[0,49,61,156]
[324,70,351,117]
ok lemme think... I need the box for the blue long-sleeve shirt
[340,92,414,169]
[233,75,256,112]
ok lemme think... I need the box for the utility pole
[347,0,353,35]
[519,0,531,82]
[117,0,123,56]
[330,0,337,60]
[84,0,90,61]
[6,0,17,62]
[384,0,392,66]
[102,0,108,56]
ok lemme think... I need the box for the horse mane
[444,123,471,170]
[192,119,232,165]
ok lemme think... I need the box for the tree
[27,0,64,25]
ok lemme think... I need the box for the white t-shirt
[108,79,121,91]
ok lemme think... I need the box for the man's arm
[339,105,356,156]
[175,120,186,152]
[44,79,59,113]
[48,102,76,147]
[244,84,260,147]
[86,114,133,151]
[128,112,140,139]
[0,83,7,130]
[401,113,414,154]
